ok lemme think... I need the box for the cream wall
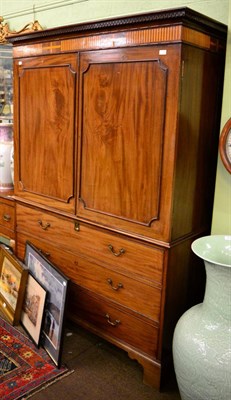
[211,3,231,234]
[0,1,229,28]
[1,0,230,234]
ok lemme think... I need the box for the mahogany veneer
[9,7,227,389]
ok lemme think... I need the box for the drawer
[16,204,165,285]
[68,285,159,357]
[17,233,162,322]
[0,200,15,231]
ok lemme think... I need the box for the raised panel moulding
[78,56,167,226]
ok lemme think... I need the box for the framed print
[0,245,28,325]
[21,273,47,346]
[25,241,69,367]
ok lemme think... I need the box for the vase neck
[203,261,231,320]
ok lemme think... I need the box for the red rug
[0,317,71,399]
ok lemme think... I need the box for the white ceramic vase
[0,123,14,190]
[0,141,14,190]
[10,145,14,185]
[172,235,231,400]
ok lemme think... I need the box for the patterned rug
[0,317,72,399]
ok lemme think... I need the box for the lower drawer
[0,199,15,231]
[0,226,15,240]
[16,203,164,285]
[16,233,162,322]
[68,285,159,357]
[0,198,15,240]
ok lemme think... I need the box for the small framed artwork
[21,273,47,346]
[0,245,28,325]
[25,241,69,367]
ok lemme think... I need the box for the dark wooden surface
[10,8,227,389]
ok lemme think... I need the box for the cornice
[7,7,227,45]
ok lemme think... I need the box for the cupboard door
[14,54,78,213]
[77,47,178,237]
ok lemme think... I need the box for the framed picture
[25,241,69,367]
[21,273,47,346]
[0,245,28,325]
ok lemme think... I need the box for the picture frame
[0,245,28,325]
[24,241,69,367]
[21,273,47,346]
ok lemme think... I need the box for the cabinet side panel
[172,45,225,239]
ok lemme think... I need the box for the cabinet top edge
[8,6,227,45]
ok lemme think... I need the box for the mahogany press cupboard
[7,7,227,389]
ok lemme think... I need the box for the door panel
[14,54,78,212]
[78,47,169,232]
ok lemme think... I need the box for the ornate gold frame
[0,16,42,43]
[219,117,231,174]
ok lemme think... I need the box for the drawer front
[0,201,15,231]
[17,233,162,322]
[69,285,158,357]
[16,204,164,285]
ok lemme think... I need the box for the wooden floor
[30,319,181,400]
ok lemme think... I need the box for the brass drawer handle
[38,220,50,230]
[107,278,123,291]
[3,214,11,222]
[105,313,120,327]
[108,244,125,257]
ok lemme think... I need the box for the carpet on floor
[0,317,72,400]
